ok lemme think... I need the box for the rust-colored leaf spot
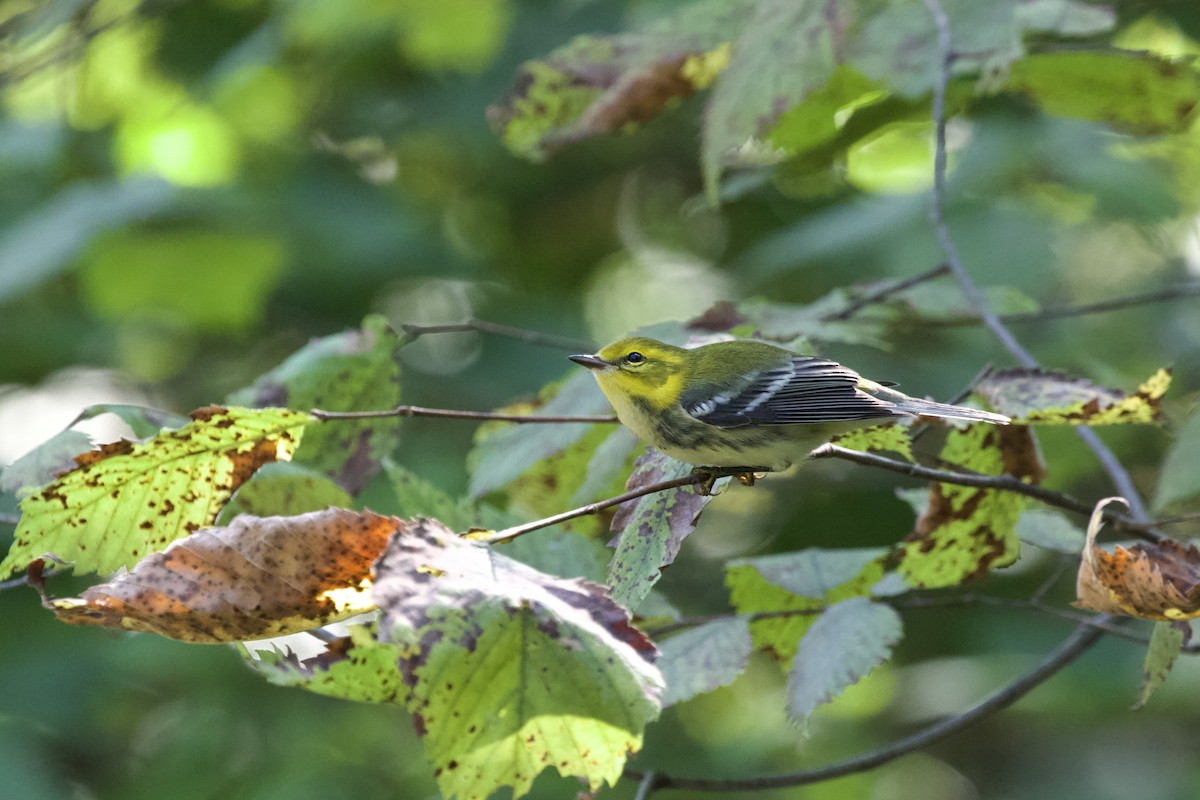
[1076,497,1200,620]
[46,508,400,642]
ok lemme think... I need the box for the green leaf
[76,404,190,439]
[1016,508,1085,554]
[703,0,866,197]
[229,314,403,493]
[1133,621,1190,710]
[0,177,175,303]
[216,462,354,524]
[1154,408,1200,511]
[833,424,913,461]
[81,228,285,333]
[466,370,612,499]
[727,547,888,665]
[384,459,480,533]
[0,406,309,579]
[897,424,1036,588]
[374,519,662,800]
[607,449,722,610]
[1006,51,1200,136]
[787,597,902,727]
[659,617,753,707]
[244,624,407,705]
[0,429,93,498]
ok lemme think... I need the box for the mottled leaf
[488,0,751,160]
[898,425,1039,588]
[1006,51,1200,136]
[607,449,721,610]
[47,508,393,642]
[374,518,662,800]
[1154,408,1200,511]
[727,548,887,665]
[228,314,402,493]
[975,368,1170,425]
[1075,497,1200,620]
[659,617,753,707]
[833,424,913,461]
[245,624,407,704]
[216,462,354,524]
[0,406,309,579]
[787,597,902,727]
[1134,620,1190,710]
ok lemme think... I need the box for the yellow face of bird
[584,337,688,410]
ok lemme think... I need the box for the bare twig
[398,318,595,352]
[311,405,616,424]
[823,263,951,321]
[627,622,1104,792]
[921,284,1200,327]
[476,473,708,544]
[634,770,659,800]
[919,0,1151,524]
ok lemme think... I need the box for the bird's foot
[690,466,772,496]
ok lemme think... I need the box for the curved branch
[398,318,595,352]
[919,0,1150,524]
[628,622,1104,793]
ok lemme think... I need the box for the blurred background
[2,1,1200,798]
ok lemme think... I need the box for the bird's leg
[690,466,772,495]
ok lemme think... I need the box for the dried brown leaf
[47,508,398,642]
[1076,497,1200,620]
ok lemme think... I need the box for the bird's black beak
[568,354,609,370]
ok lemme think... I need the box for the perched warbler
[569,336,1009,473]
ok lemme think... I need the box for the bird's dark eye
[625,352,645,365]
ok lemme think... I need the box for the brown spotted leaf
[1076,497,1200,620]
[374,518,662,800]
[975,368,1170,425]
[46,508,395,642]
[0,406,310,579]
[607,447,724,610]
[898,425,1042,588]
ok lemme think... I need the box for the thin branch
[0,512,19,526]
[398,318,596,352]
[628,622,1104,792]
[634,770,659,800]
[476,473,706,544]
[311,405,616,424]
[921,284,1200,327]
[822,263,951,321]
[920,0,1150,524]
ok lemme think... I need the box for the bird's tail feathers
[891,396,1010,425]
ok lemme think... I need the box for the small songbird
[569,336,1009,474]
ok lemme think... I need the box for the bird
[569,336,1009,482]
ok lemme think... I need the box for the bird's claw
[690,467,770,495]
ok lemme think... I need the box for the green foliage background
[3,0,1200,798]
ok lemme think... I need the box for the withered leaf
[1076,497,1200,620]
[48,508,396,642]
[373,518,662,800]
[975,368,1169,425]
[0,406,310,579]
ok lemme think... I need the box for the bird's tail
[861,380,1010,425]
[889,395,1010,425]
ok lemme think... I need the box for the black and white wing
[679,357,904,429]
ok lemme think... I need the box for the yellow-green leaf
[0,406,310,579]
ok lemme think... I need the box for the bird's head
[569,337,687,409]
